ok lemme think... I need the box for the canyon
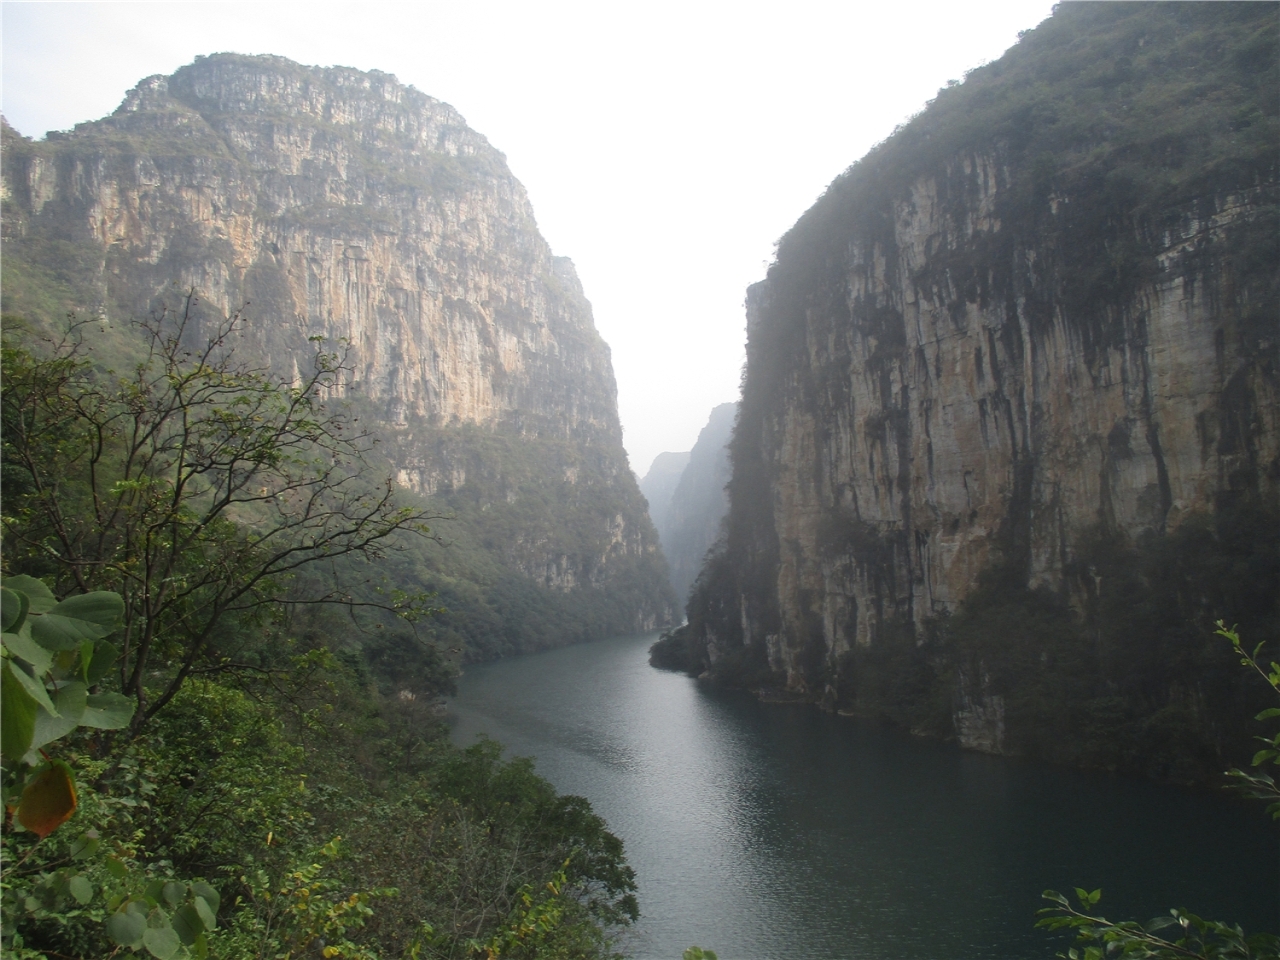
[640,403,737,606]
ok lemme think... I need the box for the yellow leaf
[18,761,78,839]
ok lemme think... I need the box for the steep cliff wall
[679,3,1278,780]
[659,402,736,605]
[639,452,691,539]
[1,54,676,651]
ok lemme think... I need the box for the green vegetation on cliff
[368,421,677,661]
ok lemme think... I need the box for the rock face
[655,403,736,605]
[1,53,676,650]
[638,451,691,537]
[741,167,1276,662]
[680,3,1278,778]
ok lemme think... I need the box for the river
[447,632,1278,960]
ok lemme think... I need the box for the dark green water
[447,632,1279,960]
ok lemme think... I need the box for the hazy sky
[3,0,1057,476]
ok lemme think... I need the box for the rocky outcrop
[1,54,676,647]
[680,3,1278,776]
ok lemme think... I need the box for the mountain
[658,403,736,605]
[0,53,677,656]
[638,451,691,537]
[664,3,1279,782]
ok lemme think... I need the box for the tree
[1,295,437,731]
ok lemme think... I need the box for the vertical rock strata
[682,3,1278,774]
[747,166,1275,661]
[1,53,675,647]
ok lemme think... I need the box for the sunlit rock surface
[1,53,676,644]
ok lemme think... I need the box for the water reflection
[448,633,1278,959]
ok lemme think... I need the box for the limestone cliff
[1,53,676,651]
[677,3,1278,780]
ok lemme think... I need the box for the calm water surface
[447,633,1278,960]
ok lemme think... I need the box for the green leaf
[1256,707,1280,720]
[161,881,185,909]
[81,692,135,730]
[31,611,114,651]
[143,923,182,960]
[69,874,93,905]
[6,658,58,717]
[3,627,53,675]
[1,662,39,760]
[3,576,56,613]
[171,903,204,945]
[79,640,95,682]
[189,885,220,916]
[2,587,28,633]
[190,882,220,916]
[84,639,120,686]
[106,856,129,880]
[48,592,124,628]
[70,832,100,861]
[191,932,209,960]
[25,592,124,654]
[52,647,79,677]
[192,891,217,931]
[28,681,88,754]
[106,907,147,948]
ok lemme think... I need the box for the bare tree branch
[1,291,444,734]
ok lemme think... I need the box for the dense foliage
[1,318,638,958]
[2,666,639,959]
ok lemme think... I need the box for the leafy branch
[1038,625,1280,958]
[2,292,443,733]
[1038,887,1277,960]
[1217,622,1280,819]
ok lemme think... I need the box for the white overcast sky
[3,0,1057,476]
